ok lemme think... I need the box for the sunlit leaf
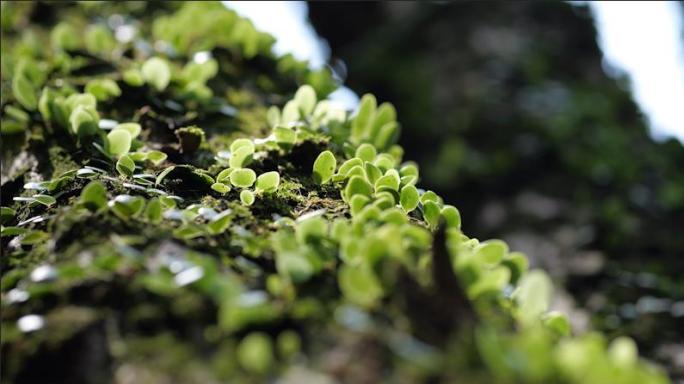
[312,150,336,184]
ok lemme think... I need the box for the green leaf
[364,162,382,184]
[229,145,254,168]
[255,171,280,193]
[0,207,16,225]
[33,194,56,207]
[114,123,141,139]
[276,330,301,360]
[373,121,399,150]
[1,226,28,237]
[80,181,107,211]
[474,240,508,265]
[337,157,363,178]
[141,57,171,91]
[296,216,328,244]
[12,74,37,110]
[38,88,55,122]
[338,265,383,308]
[85,24,115,54]
[608,336,638,367]
[237,333,274,374]
[273,126,296,147]
[503,252,528,284]
[69,105,98,137]
[400,185,419,213]
[294,85,316,116]
[266,106,280,127]
[208,210,232,234]
[107,129,132,157]
[146,150,167,165]
[156,166,175,185]
[230,168,256,188]
[349,194,370,216]
[144,198,163,223]
[399,163,419,178]
[109,195,145,220]
[543,311,571,336]
[441,205,461,229]
[230,138,255,154]
[216,168,233,183]
[371,102,396,138]
[85,79,121,101]
[312,150,336,184]
[420,190,441,205]
[373,153,395,173]
[515,270,553,326]
[355,143,377,163]
[211,182,231,194]
[50,22,79,50]
[422,200,440,229]
[468,266,510,298]
[240,190,255,206]
[281,101,300,123]
[351,94,376,143]
[374,169,400,192]
[344,176,373,202]
[123,69,144,87]
[116,155,136,177]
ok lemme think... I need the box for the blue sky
[225,1,684,142]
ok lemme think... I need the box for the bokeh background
[227,0,684,378]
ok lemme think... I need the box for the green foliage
[80,181,107,211]
[116,155,136,177]
[240,189,255,206]
[0,3,668,384]
[107,129,132,157]
[312,150,336,184]
[230,168,256,188]
[142,57,172,91]
[255,171,280,193]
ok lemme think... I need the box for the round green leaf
[216,168,234,183]
[144,198,163,223]
[116,155,136,177]
[255,171,280,193]
[141,57,171,91]
[114,123,141,139]
[12,75,37,110]
[515,270,553,326]
[230,168,256,188]
[355,143,377,162]
[80,181,107,211]
[475,239,508,265]
[400,185,419,213]
[344,175,373,201]
[237,333,274,374]
[312,150,336,184]
[229,145,254,168]
[422,200,440,229]
[107,129,132,157]
[230,138,255,154]
[338,265,382,308]
[240,190,255,206]
[273,126,296,147]
[441,205,461,229]
[146,150,167,165]
[211,182,231,194]
[69,105,98,137]
[294,85,316,116]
